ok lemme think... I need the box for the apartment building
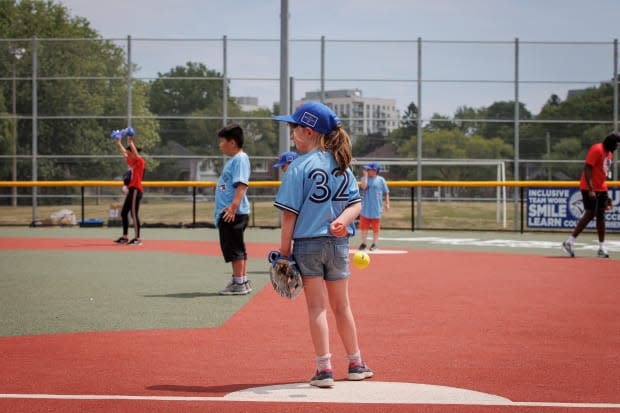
[298,89,400,137]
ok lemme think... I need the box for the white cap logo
[300,111,319,128]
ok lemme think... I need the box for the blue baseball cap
[364,162,381,172]
[273,101,341,135]
[273,151,298,168]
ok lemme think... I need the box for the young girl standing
[273,101,373,388]
[111,127,145,245]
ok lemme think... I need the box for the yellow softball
[352,250,371,270]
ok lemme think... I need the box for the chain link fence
[1,36,619,230]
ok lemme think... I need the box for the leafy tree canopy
[0,0,159,184]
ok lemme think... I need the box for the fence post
[411,186,415,232]
[81,186,85,224]
[31,36,38,223]
[222,35,228,126]
[613,38,618,179]
[520,186,525,234]
[416,37,423,229]
[127,35,132,125]
[513,37,521,232]
[191,186,195,226]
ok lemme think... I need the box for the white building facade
[298,89,400,137]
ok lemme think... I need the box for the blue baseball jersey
[214,151,251,227]
[274,149,361,239]
[361,175,389,219]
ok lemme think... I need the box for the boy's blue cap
[273,151,298,168]
[273,101,341,135]
[364,162,381,172]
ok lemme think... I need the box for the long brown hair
[320,125,352,175]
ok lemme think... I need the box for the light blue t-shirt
[361,175,389,219]
[274,149,361,239]
[214,151,251,227]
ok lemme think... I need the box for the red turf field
[0,236,619,412]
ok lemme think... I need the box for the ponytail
[323,125,352,175]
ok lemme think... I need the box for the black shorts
[218,213,249,262]
[581,190,608,218]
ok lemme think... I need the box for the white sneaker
[219,280,250,295]
[561,241,575,258]
[597,248,610,258]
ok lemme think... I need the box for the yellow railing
[1,180,618,232]
[4,180,618,188]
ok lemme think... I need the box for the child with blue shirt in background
[214,124,252,295]
[358,162,389,251]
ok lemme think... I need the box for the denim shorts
[293,236,350,281]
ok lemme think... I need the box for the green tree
[149,62,228,152]
[482,101,532,141]
[239,107,279,157]
[0,90,9,174]
[526,81,617,169]
[425,113,458,132]
[352,132,387,157]
[454,105,486,136]
[396,102,418,138]
[400,102,418,128]
[537,82,616,146]
[0,0,159,189]
[397,128,512,181]
[185,103,278,156]
[382,102,418,169]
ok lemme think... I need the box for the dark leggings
[121,187,143,239]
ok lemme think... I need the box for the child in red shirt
[562,132,619,258]
[111,127,145,245]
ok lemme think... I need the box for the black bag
[122,170,132,185]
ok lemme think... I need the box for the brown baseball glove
[268,251,303,300]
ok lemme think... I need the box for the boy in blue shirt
[214,124,252,295]
[358,162,389,251]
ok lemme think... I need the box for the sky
[59,0,620,118]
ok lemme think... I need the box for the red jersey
[579,142,613,192]
[126,156,145,192]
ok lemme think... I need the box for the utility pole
[279,0,290,161]
[11,47,25,207]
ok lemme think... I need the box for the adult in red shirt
[562,132,619,258]
[112,127,145,245]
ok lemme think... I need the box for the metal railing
[1,180,619,234]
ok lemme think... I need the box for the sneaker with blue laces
[310,369,334,388]
[347,362,373,381]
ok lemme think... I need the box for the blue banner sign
[526,187,620,231]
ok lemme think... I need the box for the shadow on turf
[142,292,222,298]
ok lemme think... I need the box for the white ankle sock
[316,353,332,371]
[347,351,362,365]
